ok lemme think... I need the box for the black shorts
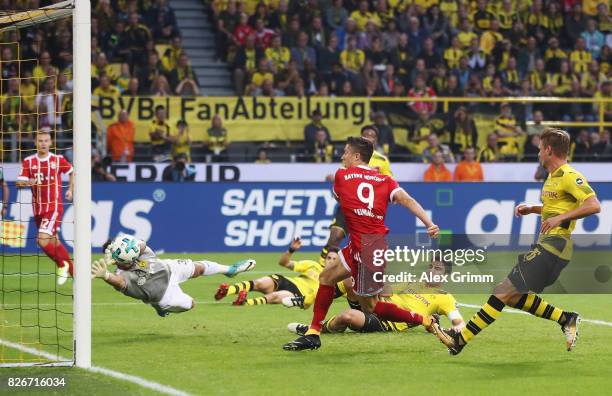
[507,244,570,294]
[330,206,347,234]
[270,274,303,297]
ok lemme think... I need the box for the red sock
[41,241,73,276]
[374,301,423,325]
[55,243,73,276]
[309,284,336,333]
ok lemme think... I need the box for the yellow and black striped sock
[228,280,254,295]
[319,245,329,266]
[246,296,267,306]
[512,294,567,324]
[460,295,505,344]
[322,315,342,333]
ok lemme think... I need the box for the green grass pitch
[1,252,612,395]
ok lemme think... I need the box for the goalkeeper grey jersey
[117,247,170,303]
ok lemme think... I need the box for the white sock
[198,260,230,276]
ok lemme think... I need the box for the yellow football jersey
[285,260,324,297]
[539,163,595,259]
[382,284,457,331]
[369,151,392,176]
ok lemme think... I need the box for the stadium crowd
[1,0,612,174]
[211,0,612,163]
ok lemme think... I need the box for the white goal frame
[0,0,91,368]
[72,0,92,369]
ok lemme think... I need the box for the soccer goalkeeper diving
[92,234,256,317]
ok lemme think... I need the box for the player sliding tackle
[437,128,601,355]
[215,237,346,307]
[288,260,465,335]
[284,137,442,351]
[91,234,256,317]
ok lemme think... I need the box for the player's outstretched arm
[393,190,439,238]
[514,204,542,217]
[541,195,601,234]
[91,259,126,291]
[278,237,301,270]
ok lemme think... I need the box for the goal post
[72,0,91,369]
[0,0,91,368]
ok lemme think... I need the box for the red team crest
[18,153,73,235]
[333,165,403,296]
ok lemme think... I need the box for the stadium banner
[2,182,611,253]
[93,96,370,141]
[3,162,612,182]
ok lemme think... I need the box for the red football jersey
[333,165,403,249]
[18,153,73,215]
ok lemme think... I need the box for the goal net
[0,0,90,367]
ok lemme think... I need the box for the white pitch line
[2,270,288,277]
[0,339,192,396]
[4,301,612,328]
[458,302,612,327]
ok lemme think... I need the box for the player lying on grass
[284,137,442,351]
[436,128,601,355]
[91,234,256,317]
[214,237,346,307]
[288,260,465,335]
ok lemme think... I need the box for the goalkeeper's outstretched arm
[91,259,126,291]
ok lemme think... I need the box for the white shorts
[157,259,196,312]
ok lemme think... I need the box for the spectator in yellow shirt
[544,37,567,72]
[444,36,463,69]
[494,103,525,158]
[206,114,229,162]
[161,35,184,73]
[265,35,290,72]
[548,60,577,95]
[91,53,116,85]
[583,0,608,16]
[479,19,503,55]
[472,0,494,32]
[478,133,501,162]
[570,37,592,74]
[32,51,59,81]
[350,0,381,31]
[92,74,120,99]
[149,105,173,161]
[170,120,191,162]
[255,149,271,164]
[457,18,478,49]
[340,36,365,75]
[440,0,459,28]
[246,58,274,95]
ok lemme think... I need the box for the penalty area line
[458,303,612,327]
[0,339,192,396]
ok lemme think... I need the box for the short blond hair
[540,128,570,157]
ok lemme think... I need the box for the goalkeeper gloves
[91,259,111,280]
